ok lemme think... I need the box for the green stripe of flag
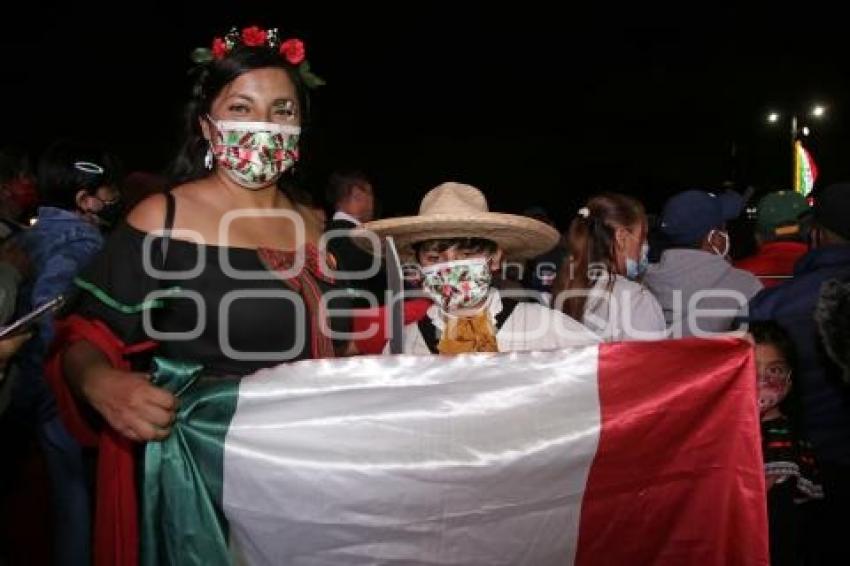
[141,358,241,566]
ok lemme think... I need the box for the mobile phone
[0,295,66,339]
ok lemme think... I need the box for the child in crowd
[750,320,823,566]
[363,182,598,354]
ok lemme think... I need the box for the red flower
[242,26,268,47]
[280,38,306,65]
[211,37,228,60]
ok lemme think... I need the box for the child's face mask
[420,258,492,313]
[757,368,791,414]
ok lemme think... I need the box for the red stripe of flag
[576,338,768,566]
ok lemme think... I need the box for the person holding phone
[11,140,122,566]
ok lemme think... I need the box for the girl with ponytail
[552,193,667,341]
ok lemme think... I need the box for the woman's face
[200,67,303,190]
[206,67,300,129]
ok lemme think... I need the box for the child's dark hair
[36,140,121,211]
[750,320,798,372]
[413,237,498,258]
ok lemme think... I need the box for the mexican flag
[141,338,768,566]
[795,140,818,197]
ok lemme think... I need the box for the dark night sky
[4,3,849,226]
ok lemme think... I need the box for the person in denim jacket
[11,140,122,566]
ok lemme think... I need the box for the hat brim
[353,213,560,261]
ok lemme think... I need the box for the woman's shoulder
[126,181,213,235]
[126,192,170,233]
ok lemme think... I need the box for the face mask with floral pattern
[209,118,300,189]
[421,258,493,313]
[757,370,791,414]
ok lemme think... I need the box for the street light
[766,103,828,190]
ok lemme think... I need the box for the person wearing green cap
[748,183,850,563]
[736,191,810,289]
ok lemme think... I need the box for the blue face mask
[625,243,650,280]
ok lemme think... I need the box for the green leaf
[191,48,213,64]
[298,63,326,89]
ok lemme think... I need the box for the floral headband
[191,26,325,89]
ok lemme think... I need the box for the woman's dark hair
[169,45,312,205]
[36,140,121,211]
[552,193,645,321]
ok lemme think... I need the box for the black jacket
[325,218,387,305]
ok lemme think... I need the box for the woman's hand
[81,365,178,442]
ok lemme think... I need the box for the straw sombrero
[355,182,560,260]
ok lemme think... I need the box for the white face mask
[708,229,730,258]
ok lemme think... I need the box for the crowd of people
[1,23,849,566]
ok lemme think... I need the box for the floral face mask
[210,118,300,189]
[757,368,791,414]
[421,258,493,313]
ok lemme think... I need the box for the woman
[45,26,331,565]
[552,193,667,341]
[59,25,331,439]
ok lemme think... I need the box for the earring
[204,142,214,170]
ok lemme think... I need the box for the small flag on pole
[795,140,818,197]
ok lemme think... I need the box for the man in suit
[324,171,386,305]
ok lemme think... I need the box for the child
[750,320,822,565]
[363,182,598,354]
